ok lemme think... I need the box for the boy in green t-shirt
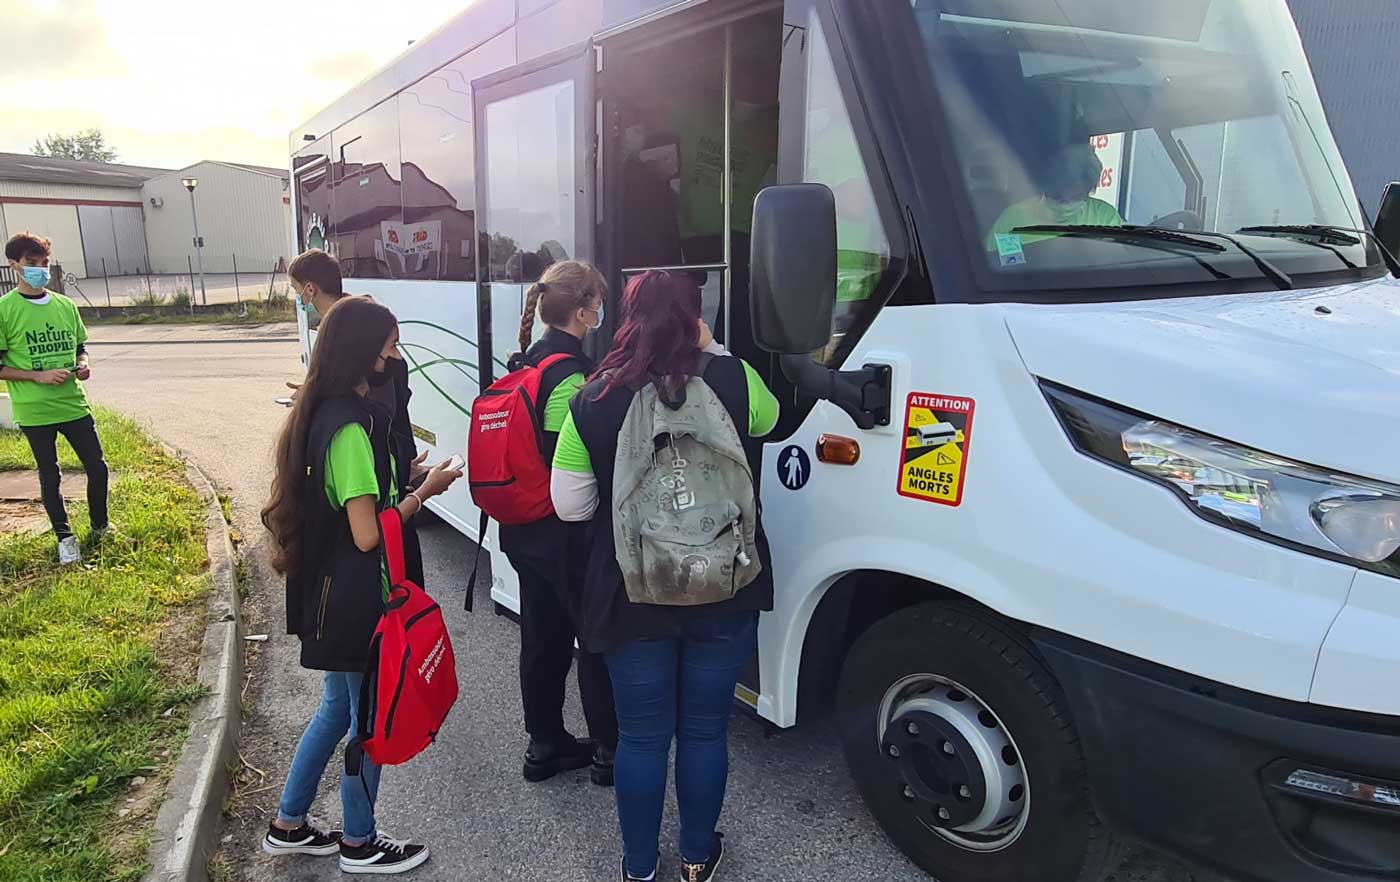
[0,233,109,565]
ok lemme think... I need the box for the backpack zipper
[732,518,751,567]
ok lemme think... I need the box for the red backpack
[346,509,458,774]
[467,352,577,525]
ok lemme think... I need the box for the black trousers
[21,414,109,540]
[509,550,618,751]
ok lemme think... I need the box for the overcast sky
[2,0,467,171]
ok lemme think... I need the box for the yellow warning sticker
[897,393,975,506]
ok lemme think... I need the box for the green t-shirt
[553,359,779,475]
[671,106,777,240]
[986,196,1124,249]
[543,371,585,434]
[0,288,90,427]
[324,423,398,599]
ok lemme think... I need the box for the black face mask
[368,367,393,387]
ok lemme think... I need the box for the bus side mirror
[750,184,837,354]
[1375,182,1400,262]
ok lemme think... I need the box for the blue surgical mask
[21,266,49,290]
[299,296,318,322]
[587,302,605,331]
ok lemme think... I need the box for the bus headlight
[1122,421,1400,563]
[1043,383,1400,569]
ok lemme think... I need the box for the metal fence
[69,253,292,310]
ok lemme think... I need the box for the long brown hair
[590,270,702,402]
[517,259,608,352]
[261,296,398,574]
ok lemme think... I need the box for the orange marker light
[816,434,860,466]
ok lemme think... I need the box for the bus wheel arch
[795,570,995,723]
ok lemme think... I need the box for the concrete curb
[142,451,243,882]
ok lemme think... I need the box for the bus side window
[799,11,893,363]
[482,80,578,284]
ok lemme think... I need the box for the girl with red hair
[550,270,779,882]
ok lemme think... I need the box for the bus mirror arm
[779,355,891,430]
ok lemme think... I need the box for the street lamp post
[181,177,208,306]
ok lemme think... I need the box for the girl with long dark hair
[260,296,461,875]
[550,271,779,882]
[499,259,619,785]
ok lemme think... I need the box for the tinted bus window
[332,98,402,279]
[294,137,332,254]
[399,32,515,282]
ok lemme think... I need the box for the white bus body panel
[757,284,1398,727]
[1312,569,1400,715]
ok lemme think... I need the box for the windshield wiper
[1238,224,1400,277]
[1234,225,1357,270]
[1011,224,1231,282]
[1013,224,1294,289]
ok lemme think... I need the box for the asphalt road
[84,323,1221,882]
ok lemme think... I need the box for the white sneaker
[58,536,81,565]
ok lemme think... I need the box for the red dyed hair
[591,270,703,401]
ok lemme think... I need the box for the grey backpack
[612,355,763,606]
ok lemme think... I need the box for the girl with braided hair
[498,260,620,786]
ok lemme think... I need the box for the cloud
[0,107,286,169]
[307,51,378,83]
[0,1,125,82]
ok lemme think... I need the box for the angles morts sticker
[898,393,974,507]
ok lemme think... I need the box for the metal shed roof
[0,152,171,188]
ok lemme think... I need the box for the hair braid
[518,282,546,352]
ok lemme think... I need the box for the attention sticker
[897,393,975,507]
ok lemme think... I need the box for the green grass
[0,408,212,882]
[85,298,295,327]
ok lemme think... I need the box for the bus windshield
[912,0,1385,297]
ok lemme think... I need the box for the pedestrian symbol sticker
[778,445,810,491]
[897,393,974,507]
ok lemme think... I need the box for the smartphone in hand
[446,453,465,472]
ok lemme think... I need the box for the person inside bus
[617,98,683,270]
[501,259,620,786]
[287,249,430,587]
[260,296,461,874]
[549,270,780,882]
[986,141,1123,249]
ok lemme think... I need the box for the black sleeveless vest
[286,394,396,672]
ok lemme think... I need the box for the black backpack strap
[464,510,488,612]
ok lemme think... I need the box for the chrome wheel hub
[878,674,1029,851]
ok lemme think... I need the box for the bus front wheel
[837,602,1120,882]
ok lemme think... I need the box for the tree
[32,129,118,163]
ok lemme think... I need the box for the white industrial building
[0,152,291,281]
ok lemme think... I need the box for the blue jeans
[605,611,759,878]
[276,671,381,844]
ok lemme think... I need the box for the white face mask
[585,301,605,331]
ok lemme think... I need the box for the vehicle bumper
[1034,631,1400,882]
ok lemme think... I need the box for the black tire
[837,602,1119,882]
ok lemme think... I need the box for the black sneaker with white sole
[679,832,724,882]
[339,834,431,875]
[262,821,343,856]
